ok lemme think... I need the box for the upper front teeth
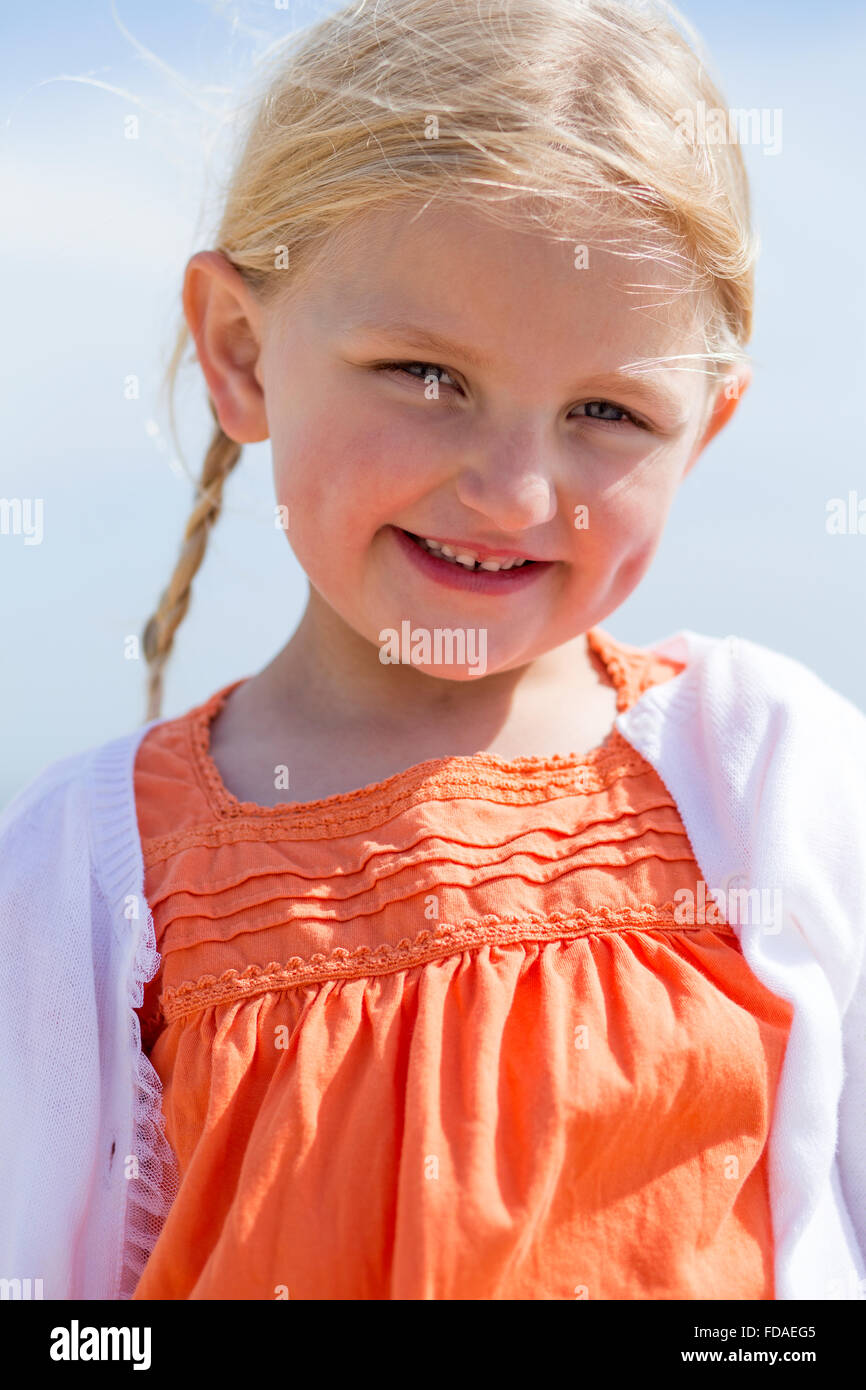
[421,537,527,570]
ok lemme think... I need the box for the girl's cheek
[271,447,401,545]
[589,461,677,532]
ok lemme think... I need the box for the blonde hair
[142,0,758,721]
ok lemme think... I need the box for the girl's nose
[453,431,558,532]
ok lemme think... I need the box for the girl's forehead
[276,200,704,339]
[290,196,684,285]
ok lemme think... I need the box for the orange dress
[131,627,793,1300]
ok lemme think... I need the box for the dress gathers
[130,626,793,1301]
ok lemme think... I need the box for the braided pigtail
[141,402,242,721]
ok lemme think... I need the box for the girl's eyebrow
[350,319,688,420]
[349,319,496,368]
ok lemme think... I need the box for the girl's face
[199,201,748,679]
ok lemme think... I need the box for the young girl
[1,0,864,1302]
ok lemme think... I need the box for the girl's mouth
[391,526,555,594]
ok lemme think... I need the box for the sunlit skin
[182,200,750,803]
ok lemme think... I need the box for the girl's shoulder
[0,680,236,902]
[620,628,866,902]
[1,724,139,834]
[635,627,865,731]
[0,717,158,918]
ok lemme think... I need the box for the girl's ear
[182,250,270,444]
[683,364,753,477]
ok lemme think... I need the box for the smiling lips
[403,530,546,572]
[393,525,554,594]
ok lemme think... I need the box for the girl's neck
[205,593,622,806]
[261,588,611,745]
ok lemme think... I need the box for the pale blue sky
[1,0,864,809]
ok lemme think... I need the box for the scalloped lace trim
[160,907,736,1022]
[153,731,654,852]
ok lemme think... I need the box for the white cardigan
[1,630,864,1300]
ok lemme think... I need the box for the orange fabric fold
[131,627,793,1300]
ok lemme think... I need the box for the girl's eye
[376,361,645,430]
[377,360,460,389]
[572,400,643,429]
